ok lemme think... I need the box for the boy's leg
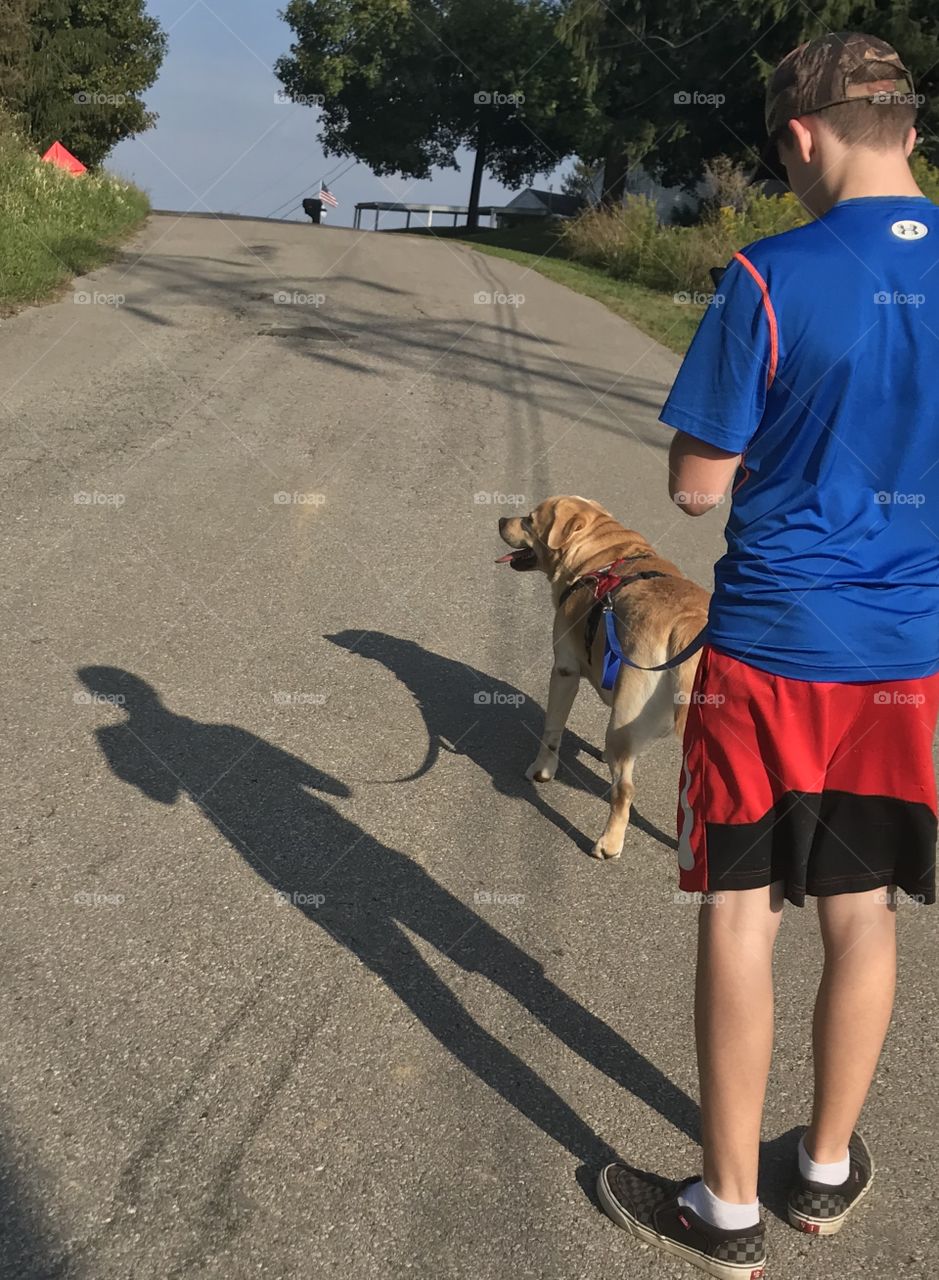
[805,887,897,1162]
[695,883,785,1204]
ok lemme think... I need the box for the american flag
[318,184,338,208]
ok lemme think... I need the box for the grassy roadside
[390,224,706,354]
[0,118,150,313]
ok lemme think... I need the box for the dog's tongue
[495,552,518,564]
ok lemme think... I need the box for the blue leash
[600,602,707,689]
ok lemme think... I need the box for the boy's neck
[818,154,924,212]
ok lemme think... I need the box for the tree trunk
[466,117,487,231]
[601,133,630,207]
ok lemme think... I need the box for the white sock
[678,1178,760,1231]
[798,1136,849,1186]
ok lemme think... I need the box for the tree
[2,0,166,168]
[560,0,939,201]
[276,0,592,228]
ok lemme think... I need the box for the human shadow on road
[79,665,699,1168]
[326,630,677,853]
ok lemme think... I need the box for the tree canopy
[1,0,166,168]
[276,0,592,224]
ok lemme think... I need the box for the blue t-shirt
[661,195,939,682]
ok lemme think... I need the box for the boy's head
[765,33,919,215]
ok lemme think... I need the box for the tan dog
[498,496,709,859]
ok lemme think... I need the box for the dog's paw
[590,837,623,861]
[526,757,557,783]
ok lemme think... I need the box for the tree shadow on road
[326,630,677,854]
[78,665,700,1179]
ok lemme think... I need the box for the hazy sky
[111,0,570,229]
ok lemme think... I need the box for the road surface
[1,214,935,1278]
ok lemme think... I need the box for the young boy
[596,32,939,1279]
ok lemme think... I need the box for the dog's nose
[498,517,508,531]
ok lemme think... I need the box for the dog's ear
[545,498,589,550]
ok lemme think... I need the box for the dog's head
[497,496,612,581]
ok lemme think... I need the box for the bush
[561,153,939,298]
[0,106,149,309]
[562,188,806,295]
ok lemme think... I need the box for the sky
[111,0,570,229]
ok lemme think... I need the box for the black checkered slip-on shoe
[787,1131,874,1236]
[597,1165,766,1280]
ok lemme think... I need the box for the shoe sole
[787,1153,876,1237]
[596,1167,767,1280]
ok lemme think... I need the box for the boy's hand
[668,431,742,516]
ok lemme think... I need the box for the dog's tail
[667,612,708,736]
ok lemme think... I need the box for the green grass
[0,120,150,311]
[392,223,706,354]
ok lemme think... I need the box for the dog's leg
[526,665,579,782]
[591,671,673,860]
[591,723,636,860]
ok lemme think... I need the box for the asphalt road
[2,214,936,1279]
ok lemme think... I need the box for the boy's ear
[904,127,918,157]
[787,116,815,165]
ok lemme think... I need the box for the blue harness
[559,557,707,689]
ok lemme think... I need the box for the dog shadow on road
[77,665,699,1182]
[326,629,677,855]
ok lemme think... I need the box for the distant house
[496,187,584,226]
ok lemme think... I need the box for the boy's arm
[669,433,742,517]
[659,252,775,514]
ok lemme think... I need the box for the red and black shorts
[677,646,939,906]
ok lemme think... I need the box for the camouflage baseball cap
[765,32,916,139]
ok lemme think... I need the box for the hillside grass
[0,114,150,311]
